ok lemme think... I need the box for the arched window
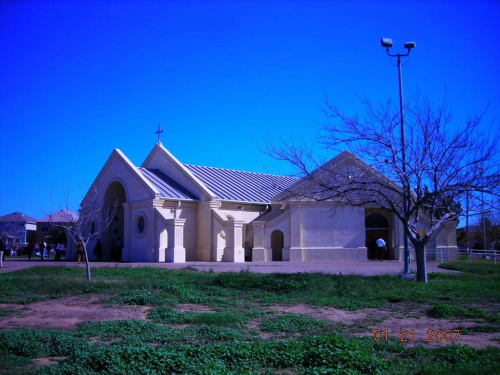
[137,216,145,234]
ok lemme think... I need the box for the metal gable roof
[185,164,299,204]
[139,168,199,200]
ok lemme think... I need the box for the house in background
[0,212,37,252]
[37,209,79,245]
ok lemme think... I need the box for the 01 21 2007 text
[373,329,460,343]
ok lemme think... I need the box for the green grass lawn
[0,260,499,374]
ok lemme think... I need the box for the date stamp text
[373,329,460,343]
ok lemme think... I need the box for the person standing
[376,237,387,261]
[55,243,62,261]
[76,240,85,264]
[93,239,102,261]
[0,236,6,268]
[40,240,46,261]
[27,241,34,261]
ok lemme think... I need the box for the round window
[137,216,145,234]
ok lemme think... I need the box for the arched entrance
[104,181,126,261]
[365,213,390,260]
[217,230,226,262]
[271,230,284,261]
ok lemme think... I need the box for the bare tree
[268,96,500,282]
[55,186,116,282]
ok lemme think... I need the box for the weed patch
[0,263,499,374]
[260,313,335,336]
[427,303,489,319]
[148,307,244,326]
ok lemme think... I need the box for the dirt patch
[269,304,389,323]
[268,304,500,348]
[0,295,150,331]
[1,296,498,348]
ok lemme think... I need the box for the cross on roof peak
[155,123,164,144]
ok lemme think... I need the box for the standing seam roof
[185,164,298,203]
[139,168,199,200]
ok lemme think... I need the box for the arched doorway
[217,230,226,262]
[158,228,167,262]
[104,181,126,261]
[365,213,390,260]
[271,230,284,261]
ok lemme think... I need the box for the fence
[458,248,499,265]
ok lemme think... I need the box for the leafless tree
[55,186,117,282]
[268,96,500,282]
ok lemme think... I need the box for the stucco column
[166,218,186,263]
[435,220,459,260]
[289,201,303,261]
[251,221,267,262]
[444,221,458,247]
[197,201,220,261]
[224,219,245,262]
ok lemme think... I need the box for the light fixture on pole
[381,37,416,280]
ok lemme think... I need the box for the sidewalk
[0,258,457,276]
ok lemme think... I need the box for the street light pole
[381,38,415,278]
[482,190,487,253]
[477,167,488,255]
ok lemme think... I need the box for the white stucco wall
[301,205,364,248]
[300,204,366,260]
[126,202,157,262]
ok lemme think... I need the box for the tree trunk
[414,242,428,283]
[83,246,92,282]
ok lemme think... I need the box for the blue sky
[1,0,499,219]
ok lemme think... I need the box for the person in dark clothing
[376,237,387,261]
[93,239,102,261]
[27,241,34,261]
[55,243,62,261]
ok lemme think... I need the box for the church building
[81,142,458,263]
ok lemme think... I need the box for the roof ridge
[0,212,38,222]
[185,164,299,179]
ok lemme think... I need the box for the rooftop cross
[155,123,164,144]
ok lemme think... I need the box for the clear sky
[1,0,499,219]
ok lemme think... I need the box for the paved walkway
[0,258,456,276]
